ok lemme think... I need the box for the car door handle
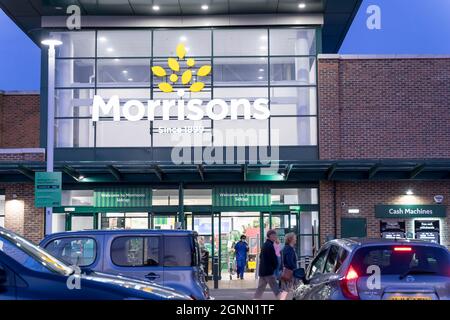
[145,273,161,280]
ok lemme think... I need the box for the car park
[293,238,450,300]
[0,227,191,300]
[40,229,210,300]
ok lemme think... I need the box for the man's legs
[266,275,281,298]
[237,259,244,279]
[254,276,268,299]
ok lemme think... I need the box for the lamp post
[41,38,62,236]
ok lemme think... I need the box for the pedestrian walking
[279,232,298,300]
[234,235,249,280]
[254,229,280,299]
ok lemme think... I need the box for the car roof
[325,238,448,251]
[44,229,196,239]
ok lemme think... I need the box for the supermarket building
[0,0,449,274]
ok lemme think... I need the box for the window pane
[300,211,319,235]
[270,29,316,56]
[164,236,193,267]
[111,237,144,266]
[97,59,150,87]
[184,189,212,205]
[213,119,269,146]
[0,217,4,228]
[55,59,95,88]
[56,89,94,118]
[52,31,95,57]
[152,189,179,205]
[97,30,151,57]
[61,190,94,206]
[45,238,96,267]
[55,119,94,147]
[96,120,150,147]
[270,57,316,85]
[214,29,268,56]
[270,117,317,146]
[153,30,211,57]
[152,58,211,89]
[270,189,318,205]
[270,87,317,116]
[214,58,268,86]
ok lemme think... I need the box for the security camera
[434,195,444,204]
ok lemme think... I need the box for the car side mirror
[294,267,306,280]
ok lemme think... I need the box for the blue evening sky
[0,0,450,91]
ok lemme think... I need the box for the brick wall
[0,92,40,148]
[1,183,44,243]
[318,57,450,160]
[319,181,450,248]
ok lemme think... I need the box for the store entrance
[67,213,98,231]
[218,212,262,289]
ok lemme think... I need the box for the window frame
[44,236,98,268]
[110,235,162,268]
[306,246,330,280]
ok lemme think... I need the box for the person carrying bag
[279,232,298,300]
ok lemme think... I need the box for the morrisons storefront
[1,0,450,284]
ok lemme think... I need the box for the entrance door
[341,218,367,238]
[219,212,261,288]
[67,213,97,231]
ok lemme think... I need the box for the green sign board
[375,205,447,219]
[35,172,62,207]
[94,187,152,207]
[213,186,270,207]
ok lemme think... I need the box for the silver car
[293,239,450,300]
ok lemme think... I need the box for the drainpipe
[333,181,337,239]
[178,183,184,228]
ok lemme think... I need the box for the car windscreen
[351,245,450,276]
[164,236,195,267]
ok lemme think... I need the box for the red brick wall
[318,57,450,160]
[1,183,44,243]
[0,93,40,148]
[319,181,450,248]
[0,152,44,161]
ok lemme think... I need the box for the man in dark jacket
[254,229,280,299]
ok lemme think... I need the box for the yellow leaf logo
[197,65,211,77]
[168,58,180,72]
[190,82,205,92]
[176,43,187,60]
[150,44,211,93]
[159,82,173,93]
[151,66,166,77]
[182,70,192,85]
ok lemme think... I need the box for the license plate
[389,296,432,300]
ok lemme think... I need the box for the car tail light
[393,246,412,252]
[340,265,360,300]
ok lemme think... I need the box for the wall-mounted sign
[213,186,270,207]
[414,220,440,244]
[94,187,151,208]
[35,172,62,207]
[380,221,406,239]
[375,205,446,218]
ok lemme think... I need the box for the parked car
[40,229,210,300]
[0,227,191,300]
[293,238,450,300]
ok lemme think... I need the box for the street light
[41,37,62,236]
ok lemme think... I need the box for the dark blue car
[40,229,210,300]
[0,227,191,300]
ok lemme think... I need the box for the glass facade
[51,28,318,148]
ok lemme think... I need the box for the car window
[324,245,339,273]
[352,245,450,276]
[111,236,160,267]
[164,236,193,267]
[45,237,96,267]
[308,247,329,278]
[335,248,349,272]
